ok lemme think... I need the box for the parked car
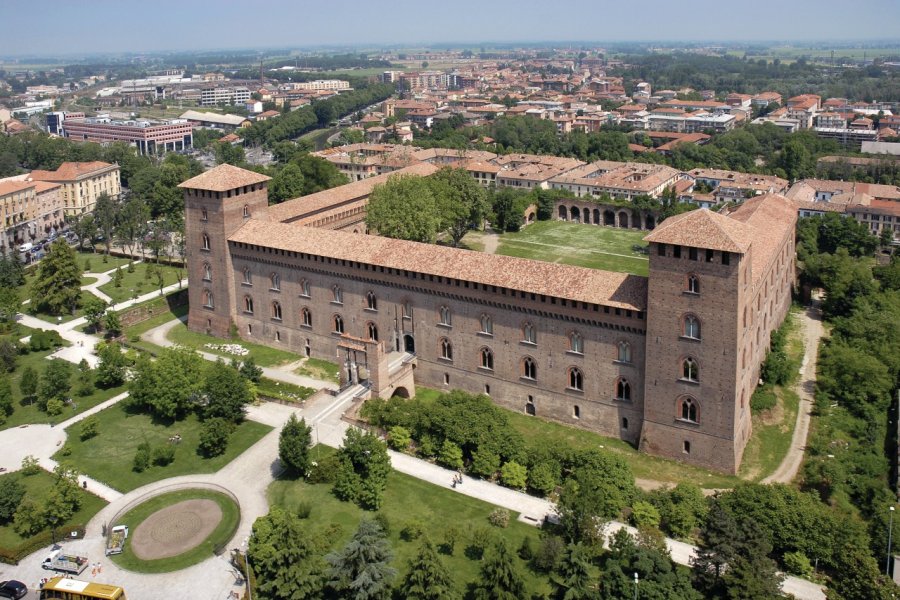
[0,580,27,599]
[17,242,33,253]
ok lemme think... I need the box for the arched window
[522,357,537,380]
[202,289,213,308]
[300,279,311,297]
[332,285,343,304]
[242,268,252,285]
[682,357,699,382]
[687,274,700,294]
[402,300,412,319]
[569,331,583,354]
[243,205,250,218]
[680,397,698,423]
[616,378,631,401]
[617,341,631,363]
[366,291,377,310]
[270,273,280,291]
[522,322,536,344]
[367,322,378,341]
[271,301,282,321]
[333,315,344,334]
[480,314,493,335]
[243,296,254,314]
[439,305,451,326]
[201,233,210,250]
[683,315,701,340]
[568,367,584,391]
[480,347,494,370]
[440,338,453,360]
[301,307,312,327]
[202,263,211,281]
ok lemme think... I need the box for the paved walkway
[762,300,825,485]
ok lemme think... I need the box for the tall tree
[115,196,150,258]
[472,540,527,600]
[333,428,391,510]
[128,347,204,420]
[37,359,71,410]
[200,359,252,423]
[398,538,457,600]
[250,507,327,600]
[428,167,489,247]
[553,542,594,600]
[365,174,441,243]
[93,192,118,255]
[326,519,396,600]
[30,239,81,315]
[19,365,38,405]
[278,414,313,476]
[268,163,306,204]
[70,213,97,251]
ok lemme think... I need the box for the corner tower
[640,209,752,473]
[180,164,271,338]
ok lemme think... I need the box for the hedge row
[0,524,86,565]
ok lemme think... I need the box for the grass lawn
[109,489,240,573]
[294,357,340,383]
[456,230,487,252]
[268,455,551,595]
[410,387,739,489]
[77,251,134,274]
[119,297,189,353]
[496,221,650,275]
[80,275,98,286]
[166,319,299,367]
[739,311,805,481]
[0,469,107,560]
[54,403,273,493]
[97,263,183,305]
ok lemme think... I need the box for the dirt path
[481,227,500,254]
[761,299,825,484]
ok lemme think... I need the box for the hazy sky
[3,0,899,56]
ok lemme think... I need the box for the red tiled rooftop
[178,164,271,192]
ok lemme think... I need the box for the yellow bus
[39,576,126,600]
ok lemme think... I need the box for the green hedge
[255,378,315,404]
[0,524,86,565]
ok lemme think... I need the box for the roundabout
[109,488,240,573]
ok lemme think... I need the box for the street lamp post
[633,572,639,600]
[887,506,895,576]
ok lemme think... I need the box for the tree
[83,297,108,333]
[601,529,701,600]
[115,197,150,257]
[0,376,12,421]
[500,461,527,489]
[103,310,121,337]
[19,365,38,405]
[0,341,15,373]
[129,347,204,420]
[30,239,81,315]
[438,440,463,470]
[279,414,312,476]
[70,213,97,251]
[238,357,263,383]
[553,543,594,600]
[198,417,233,457]
[398,538,457,600]
[557,450,635,543]
[470,447,501,478]
[472,540,526,600]
[0,286,19,326]
[95,342,128,388]
[333,428,391,510]
[0,477,25,523]
[38,359,71,410]
[93,192,117,255]
[366,174,441,243]
[249,507,327,600]
[268,163,306,204]
[326,519,396,600]
[428,167,489,247]
[200,360,252,423]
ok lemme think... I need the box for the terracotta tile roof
[643,208,752,253]
[32,181,61,193]
[728,194,797,286]
[178,164,270,192]
[30,161,115,182]
[0,180,34,196]
[229,219,648,311]
[265,163,438,224]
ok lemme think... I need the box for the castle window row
[657,243,731,266]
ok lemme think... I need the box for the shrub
[630,500,661,529]
[387,425,411,451]
[373,512,391,537]
[470,447,500,479]
[761,349,791,385]
[59,444,72,457]
[488,508,510,528]
[295,501,313,519]
[438,440,463,470]
[465,525,495,560]
[151,444,175,466]
[400,520,425,541]
[132,442,151,472]
[518,536,535,560]
[417,434,438,458]
[527,460,561,496]
[127,262,135,273]
[783,551,813,577]
[30,330,63,352]
[440,525,460,555]
[532,534,565,572]
[198,418,233,457]
[500,461,527,489]
[751,387,777,413]
[20,456,40,475]
[46,398,64,416]
[84,259,92,271]
[0,478,25,523]
[307,453,340,484]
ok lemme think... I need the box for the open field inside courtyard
[269,449,551,593]
[495,221,649,275]
[55,403,272,493]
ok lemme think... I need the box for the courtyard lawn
[268,455,551,594]
[496,220,649,275]
[165,319,299,367]
[294,357,340,383]
[109,489,240,573]
[76,251,134,274]
[54,403,272,493]
[97,263,183,304]
[0,469,107,563]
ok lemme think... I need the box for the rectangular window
[657,243,666,256]
[689,247,698,261]
[722,252,730,265]
[673,245,681,258]
[706,249,714,262]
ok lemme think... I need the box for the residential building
[29,161,121,215]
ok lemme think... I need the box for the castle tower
[640,209,752,473]
[179,164,271,338]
